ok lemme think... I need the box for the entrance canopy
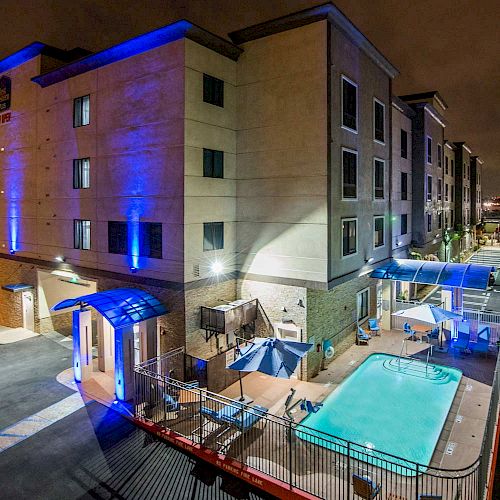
[52,287,167,329]
[370,259,495,290]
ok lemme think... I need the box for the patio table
[408,323,432,341]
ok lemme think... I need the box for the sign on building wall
[0,76,11,112]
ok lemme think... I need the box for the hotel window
[357,288,369,322]
[342,149,357,199]
[427,136,432,164]
[437,144,442,168]
[374,216,384,248]
[374,159,384,199]
[401,214,408,235]
[438,178,442,201]
[203,222,224,251]
[140,222,162,259]
[74,219,91,250]
[203,149,224,178]
[451,159,454,177]
[451,185,454,202]
[427,175,432,201]
[108,221,128,255]
[73,158,90,189]
[401,129,408,159]
[438,212,442,229]
[373,99,385,143]
[401,172,408,200]
[445,156,449,175]
[341,76,357,131]
[342,218,357,256]
[73,95,90,127]
[203,74,224,107]
[445,183,449,201]
[427,213,432,232]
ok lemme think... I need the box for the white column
[114,325,134,401]
[138,319,157,362]
[380,280,392,330]
[97,316,114,372]
[72,308,92,383]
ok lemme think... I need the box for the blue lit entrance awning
[370,259,495,290]
[52,288,167,329]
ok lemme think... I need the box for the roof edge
[0,42,67,73]
[391,95,415,118]
[32,20,242,88]
[229,2,398,79]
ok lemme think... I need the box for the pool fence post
[288,420,293,489]
[347,442,351,499]
[415,463,419,499]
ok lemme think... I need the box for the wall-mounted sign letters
[0,76,11,112]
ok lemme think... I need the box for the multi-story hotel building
[470,156,483,226]
[399,91,447,257]
[0,4,398,397]
[453,142,474,250]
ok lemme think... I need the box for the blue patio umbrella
[392,304,462,324]
[227,337,313,400]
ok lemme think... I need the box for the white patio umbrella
[392,304,462,350]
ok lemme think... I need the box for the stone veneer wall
[184,278,237,359]
[0,258,38,328]
[306,276,377,378]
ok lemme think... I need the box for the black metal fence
[134,350,499,500]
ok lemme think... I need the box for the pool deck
[219,328,496,472]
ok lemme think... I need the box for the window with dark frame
[73,158,90,189]
[374,216,384,247]
[427,136,432,164]
[73,95,90,127]
[74,219,91,250]
[342,77,357,131]
[374,100,385,143]
[427,175,432,201]
[401,214,408,235]
[203,74,224,107]
[438,212,442,229]
[445,183,449,201]
[427,213,432,232]
[437,144,442,168]
[342,219,357,256]
[401,129,408,159]
[451,185,454,202]
[401,172,408,200]
[140,222,162,259]
[203,149,224,178]
[438,178,442,201]
[445,155,449,174]
[374,159,384,199]
[342,149,357,199]
[357,288,369,321]
[108,221,128,255]
[203,222,224,251]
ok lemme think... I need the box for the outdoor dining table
[178,388,207,404]
[409,323,433,341]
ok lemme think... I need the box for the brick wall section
[184,279,237,359]
[0,258,38,328]
[306,276,377,378]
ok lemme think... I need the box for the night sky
[1,0,498,194]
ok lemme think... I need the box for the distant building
[470,156,483,226]
[453,142,474,250]
[399,91,448,258]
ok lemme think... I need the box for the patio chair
[357,326,370,345]
[163,393,179,412]
[300,400,323,413]
[201,402,243,424]
[470,324,491,357]
[352,474,381,499]
[368,318,380,336]
[403,322,416,340]
[426,327,440,345]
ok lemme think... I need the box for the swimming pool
[296,353,462,472]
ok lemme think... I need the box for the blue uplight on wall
[114,327,126,401]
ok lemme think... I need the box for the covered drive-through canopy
[370,259,495,291]
[52,287,167,329]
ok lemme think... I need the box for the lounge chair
[368,318,380,336]
[470,324,491,357]
[163,393,179,412]
[222,405,269,432]
[201,402,243,424]
[300,400,323,413]
[352,474,381,499]
[357,326,370,345]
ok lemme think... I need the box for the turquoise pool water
[296,353,462,472]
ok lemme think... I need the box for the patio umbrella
[227,337,313,401]
[392,304,462,349]
[392,304,462,324]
